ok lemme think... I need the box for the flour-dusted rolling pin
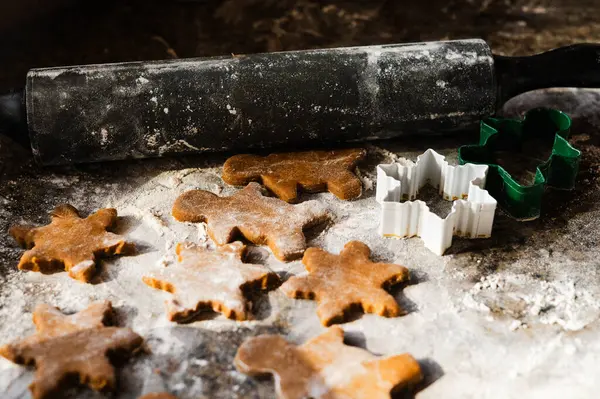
[1,38,600,165]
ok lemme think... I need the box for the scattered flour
[365,144,400,163]
[166,176,183,189]
[47,175,80,187]
[464,273,600,331]
[190,358,209,367]
[100,128,109,145]
[355,168,374,192]
[156,240,177,267]
[196,222,209,243]
[137,208,169,237]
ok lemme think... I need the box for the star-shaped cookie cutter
[458,108,580,220]
[376,149,497,255]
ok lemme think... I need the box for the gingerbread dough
[143,241,280,321]
[281,241,410,325]
[172,182,329,261]
[222,148,366,203]
[235,326,422,399]
[9,204,134,282]
[0,301,143,399]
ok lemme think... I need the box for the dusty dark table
[2,1,600,398]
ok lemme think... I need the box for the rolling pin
[1,38,600,165]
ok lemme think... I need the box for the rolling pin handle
[495,44,600,108]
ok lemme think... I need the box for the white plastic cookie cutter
[376,149,497,255]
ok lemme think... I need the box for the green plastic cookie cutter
[458,108,580,221]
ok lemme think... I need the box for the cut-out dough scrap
[172,182,330,261]
[9,204,135,282]
[376,149,497,255]
[222,148,367,203]
[281,240,410,326]
[0,301,143,399]
[235,326,423,399]
[143,241,280,322]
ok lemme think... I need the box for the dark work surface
[2,1,600,399]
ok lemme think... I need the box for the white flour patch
[100,128,109,145]
[47,174,80,187]
[355,168,373,191]
[136,208,169,237]
[463,273,600,331]
[196,222,209,243]
[156,240,177,267]
[226,104,237,115]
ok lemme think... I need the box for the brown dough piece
[0,301,143,399]
[9,204,135,282]
[222,148,367,203]
[235,326,422,399]
[138,394,178,399]
[281,241,410,326]
[143,241,280,321]
[172,182,329,261]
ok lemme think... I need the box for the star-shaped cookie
[9,204,135,282]
[281,241,410,325]
[222,149,366,202]
[235,326,422,399]
[172,182,329,261]
[0,301,143,399]
[143,241,280,322]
